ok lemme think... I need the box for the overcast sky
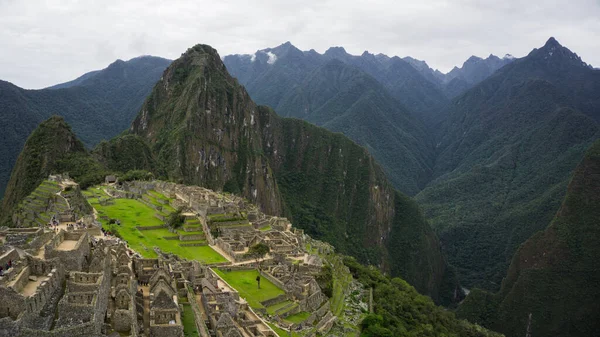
[1,0,599,89]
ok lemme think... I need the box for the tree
[166,208,185,229]
[246,242,270,270]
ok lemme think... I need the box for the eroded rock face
[126,44,452,301]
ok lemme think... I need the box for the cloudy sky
[1,0,599,88]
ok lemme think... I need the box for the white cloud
[0,0,598,88]
[266,51,277,65]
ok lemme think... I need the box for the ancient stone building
[148,268,183,337]
[199,270,275,337]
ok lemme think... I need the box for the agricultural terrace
[214,269,285,310]
[83,187,227,263]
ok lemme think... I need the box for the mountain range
[224,37,600,291]
[1,36,600,337]
[0,45,458,305]
[222,42,516,196]
[0,55,171,198]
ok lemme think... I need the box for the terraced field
[214,269,285,309]
[84,187,227,263]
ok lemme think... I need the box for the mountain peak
[324,46,349,58]
[0,115,90,222]
[544,36,562,48]
[530,37,590,68]
[465,55,483,64]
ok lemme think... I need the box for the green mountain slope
[0,56,170,198]
[344,257,502,337]
[457,139,600,337]
[106,44,456,302]
[223,44,446,195]
[416,38,600,289]
[274,59,435,195]
[0,116,105,223]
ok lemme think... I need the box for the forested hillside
[417,38,600,289]
[0,56,170,198]
[456,139,600,337]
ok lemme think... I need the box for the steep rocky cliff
[122,44,454,301]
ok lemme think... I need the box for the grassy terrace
[268,323,302,337]
[182,303,199,337]
[285,311,310,324]
[85,187,227,263]
[145,190,175,214]
[214,269,285,310]
[266,300,295,315]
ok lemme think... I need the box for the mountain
[0,56,171,199]
[0,116,105,223]
[3,122,500,337]
[321,48,449,124]
[404,54,515,98]
[224,43,445,195]
[457,139,600,337]
[442,54,515,96]
[274,59,435,194]
[101,44,457,303]
[416,37,600,289]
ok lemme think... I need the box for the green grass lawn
[214,269,285,309]
[285,311,311,324]
[267,323,302,337]
[266,300,294,315]
[87,191,227,264]
[88,193,163,227]
[182,303,199,337]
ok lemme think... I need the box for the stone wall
[0,259,64,323]
[0,287,26,320]
[45,232,90,271]
[179,234,204,241]
[19,320,103,337]
[55,264,110,333]
[149,324,183,337]
[259,270,286,290]
[26,232,56,253]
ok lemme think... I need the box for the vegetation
[86,192,226,263]
[344,257,502,337]
[214,269,285,309]
[166,208,185,229]
[456,139,600,337]
[0,56,170,199]
[245,242,270,269]
[285,311,310,324]
[181,303,199,337]
[0,116,107,224]
[119,169,154,182]
[415,39,600,290]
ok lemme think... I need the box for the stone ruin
[199,269,276,337]
[0,178,351,336]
